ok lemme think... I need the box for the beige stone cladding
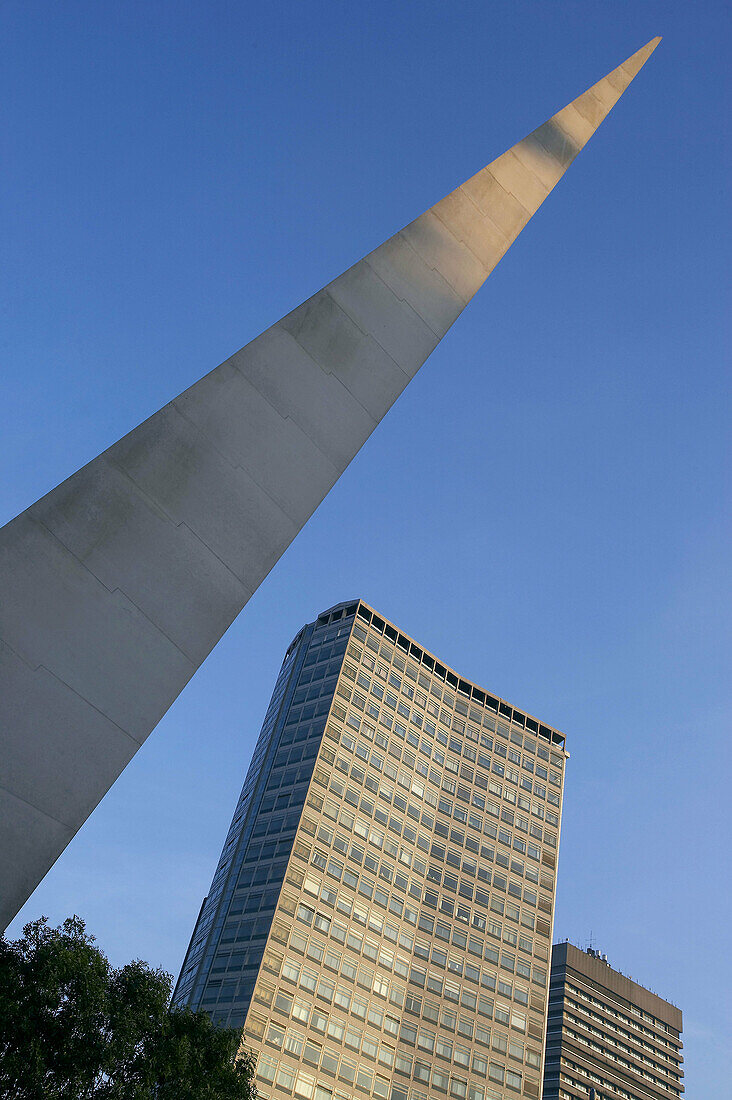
[242,602,568,1100]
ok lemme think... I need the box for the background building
[174,599,568,1100]
[542,942,683,1100]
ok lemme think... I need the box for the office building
[543,942,683,1100]
[0,39,661,929]
[174,600,569,1100]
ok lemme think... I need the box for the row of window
[263,1007,538,1074]
[558,1054,682,1100]
[561,993,682,1069]
[307,784,551,927]
[288,897,536,1011]
[315,810,551,898]
[347,625,565,757]
[343,656,563,780]
[312,767,554,886]
[174,642,302,1006]
[317,755,557,874]
[273,929,543,1071]
[289,902,534,1006]
[264,889,540,1033]
[298,801,549,953]
[337,687,562,808]
[307,858,541,966]
[332,701,561,822]
[308,769,554,932]
[178,619,341,1016]
[309,825,546,915]
[253,981,526,1100]
[347,616,559,743]
[256,1042,523,1099]
[563,981,682,1044]
[254,960,537,1097]
[336,720,560,825]
[562,1020,682,1091]
[255,1050,510,1100]
[330,725,559,874]
[302,831,543,966]
[272,738,324,770]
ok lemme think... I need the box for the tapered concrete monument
[0,38,660,928]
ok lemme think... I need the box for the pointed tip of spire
[640,35,663,57]
[619,36,662,79]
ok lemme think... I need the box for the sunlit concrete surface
[0,39,660,929]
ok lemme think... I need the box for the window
[266,1022,285,1048]
[281,959,299,985]
[400,1021,417,1044]
[432,1067,450,1090]
[294,1071,316,1099]
[417,1028,435,1052]
[257,1053,278,1083]
[303,1038,322,1064]
[321,1047,339,1074]
[472,1051,489,1075]
[413,1059,431,1083]
[436,1037,453,1059]
[285,1030,304,1056]
[276,1064,296,1089]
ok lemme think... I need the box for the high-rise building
[542,942,684,1100]
[174,600,568,1100]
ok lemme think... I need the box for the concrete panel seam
[431,196,505,275]
[0,641,147,753]
[171,400,337,530]
[457,182,514,245]
[25,510,202,672]
[229,328,380,434]
[369,230,469,318]
[103,585,210,672]
[343,255,446,345]
[316,290,412,382]
[503,146,555,200]
[400,215,486,302]
[0,783,73,831]
[3,515,197,738]
[175,373,341,487]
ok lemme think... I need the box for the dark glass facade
[172,601,359,1025]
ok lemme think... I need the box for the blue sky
[2,1,729,1093]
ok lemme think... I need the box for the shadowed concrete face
[0,38,660,928]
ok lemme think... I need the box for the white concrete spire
[0,39,660,928]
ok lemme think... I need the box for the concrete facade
[543,942,683,1100]
[174,600,569,1100]
[0,39,660,929]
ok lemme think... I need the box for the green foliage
[0,916,257,1099]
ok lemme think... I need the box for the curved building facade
[174,601,568,1100]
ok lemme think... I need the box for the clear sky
[2,1,729,1093]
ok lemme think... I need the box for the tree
[0,916,257,1099]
